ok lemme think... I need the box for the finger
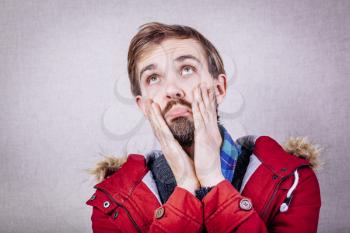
[145,99,172,146]
[151,102,179,146]
[145,100,164,141]
[192,87,205,131]
[195,84,209,123]
[145,99,157,125]
[201,83,210,110]
[209,85,216,108]
[144,98,152,119]
[202,83,218,123]
[192,97,202,130]
[208,85,218,119]
[151,103,173,135]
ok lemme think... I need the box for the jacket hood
[236,135,322,170]
[282,136,322,170]
[89,136,321,182]
[89,156,127,182]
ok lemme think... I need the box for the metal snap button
[103,201,110,208]
[113,211,119,219]
[239,198,252,211]
[155,207,165,219]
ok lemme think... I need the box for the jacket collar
[93,135,314,198]
[252,136,310,177]
[94,154,148,198]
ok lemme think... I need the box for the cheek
[144,91,166,110]
[142,86,157,99]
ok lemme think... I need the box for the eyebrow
[174,54,201,64]
[139,64,156,81]
[139,54,202,81]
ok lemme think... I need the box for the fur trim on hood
[282,136,322,170]
[89,156,127,182]
[90,136,321,182]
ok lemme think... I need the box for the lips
[165,106,191,119]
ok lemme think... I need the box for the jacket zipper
[260,165,307,219]
[96,187,142,233]
[261,176,286,218]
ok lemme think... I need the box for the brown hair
[127,22,226,96]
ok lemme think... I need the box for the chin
[167,116,194,147]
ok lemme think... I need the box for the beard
[162,97,220,148]
[167,116,194,147]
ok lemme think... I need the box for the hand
[144,98,200,194]
[192,83,225,187]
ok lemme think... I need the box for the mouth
[165,106,192,120]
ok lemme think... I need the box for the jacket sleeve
[202,179,268,233]
[202,167,321,233]
[147,186,203,232]
[88,186,203,233]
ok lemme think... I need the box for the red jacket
[86,136,321,232]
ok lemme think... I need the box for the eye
[146,74,160,85]
[181,65,195,76]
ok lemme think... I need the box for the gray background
[1,0,349,232]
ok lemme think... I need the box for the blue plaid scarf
[219,125,242,182]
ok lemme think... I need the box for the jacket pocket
[87,190,140,232]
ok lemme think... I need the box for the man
[86,22,321,233]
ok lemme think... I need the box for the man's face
[135,38,226,146]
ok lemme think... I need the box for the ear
[135,95,147,117]
[214,74,227,104]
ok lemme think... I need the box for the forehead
[137,38,207,72]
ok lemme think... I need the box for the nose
[165,82,185,100]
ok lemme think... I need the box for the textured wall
[0,0,349,232]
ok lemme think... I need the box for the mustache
[162,99,192,117]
